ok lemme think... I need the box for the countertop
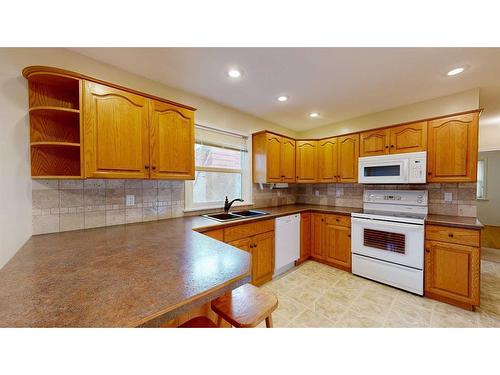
[0,204,481,327]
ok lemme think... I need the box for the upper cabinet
[252,132,295,183]
[359,121,427,157]
[149,101,195,180]
[23,66,196,180]
[337,134,359,183]
[318,137,338,182]
[296,140,318,183]
[427,112,479,182]
[83,82,150,179]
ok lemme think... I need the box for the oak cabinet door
[228,237,252,252]
[389,121,427,154]
[296,140,318,183]
[318,137,338,182]
[150,100,195,180]
[252,231,275,286]
[266,133,283,182]
[83,82,150,178]
[425,240,480,306]
[323,217,351,270]
[427,113,479,182]
[360,129,389,157]
[300,212,312,261]
[337,134,359,183]
[311,213,324,259]
[281,137,296,182]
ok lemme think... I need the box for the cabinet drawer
[425,225,480,247]
[324,214,351,227]
[224,219,275,242]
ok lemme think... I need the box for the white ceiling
[71,48,500,131]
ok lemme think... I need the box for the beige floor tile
[336,310,384,328]
[291,309,335,328]
[274,296,307,322]
[286,286,323,308]
[323,286,362,306]
[312,295,350,323]
[430,311,478,328]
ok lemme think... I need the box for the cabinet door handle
[145,165,150,169]
[448,233,454,238]
[347,234,351,238]
[425,248,430,253]
[385,145,389,149]
[152,166,156,170]
[336,218,340,222]
[390,145,394,148]
[427,172,432,176]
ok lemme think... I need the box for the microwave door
[359,159,408,183]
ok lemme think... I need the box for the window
[477,158,487,199]
[185,125,250,211]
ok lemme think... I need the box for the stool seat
[178,316,217,328]
[211,284,278,328]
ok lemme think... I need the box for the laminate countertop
[0,203,481,327]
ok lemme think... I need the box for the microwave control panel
[409,157,426,183]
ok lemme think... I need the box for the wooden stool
[211,284,278,328]
[178,316,217,328]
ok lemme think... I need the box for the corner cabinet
[252,132,295,183]
[427,112,479,182]
[24,66,196,180]
[296,140,318,183]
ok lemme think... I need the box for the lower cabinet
[424,225,481,310]
[310,213,352,271]
[299,213,311,263]
[224,220,275,286]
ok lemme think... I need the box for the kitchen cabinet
[296,140,318,183]
[427,112,479,182]
[359,121,427,157]
[83,82,150,179]
[337,134,359,183]
[150,100,195,179]
[224,219,275,286]
[203,229,224,241]
[299,212,312,263]
[424,224,481,310]
[318,137,338,182]
[252,132,295,183]
[323,215,352,271]
[311,213,324,259]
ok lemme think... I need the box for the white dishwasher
[274,214,301,276]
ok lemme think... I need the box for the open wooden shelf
[31,142,81,148]
[25,69,83,178]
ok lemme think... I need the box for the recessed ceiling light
[447,67,466,76]
[277,95,289,102]
[227,68,242,79]
[309,112,320,118]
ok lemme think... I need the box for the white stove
[351,190,428,295]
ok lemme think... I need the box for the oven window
[363,165,400,177]
[363,228,405,254]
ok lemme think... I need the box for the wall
[0,48,298,267]
[296,183,477,217]
[477,151,500,225]
[479,125,500,152]
[298,89,480,139]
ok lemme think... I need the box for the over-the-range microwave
[358,151,426,184]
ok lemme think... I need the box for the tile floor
[258,258,500,328]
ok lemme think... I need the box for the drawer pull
[425,248,430,253]
[448,233,454,238]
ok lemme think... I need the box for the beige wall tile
[60,212,84,232]
[126,208,143,223]
[158,188,172,204]
[32,179,59,190]
[106,209,125,226]
[60,180,83,189]
[84,189,106,206]
[84,179,105,189]
[105,179,125,189]
[105,189,125,205]
[84,211,106,229]
[33,190,59,209]
[60,189,83,208]
[142,188,158,203]
[142,180,158,189]
[33,214,59,235]
[143,207,158,222]
[157,206,172,220]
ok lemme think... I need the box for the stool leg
[265,315,273,328]
[216,315,222,327]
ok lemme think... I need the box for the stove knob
[418,195,423,199]
[417,199,422,203]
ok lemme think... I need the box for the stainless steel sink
[203,210,268,222]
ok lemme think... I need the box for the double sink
[203,210,268,222]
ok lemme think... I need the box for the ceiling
[71,48,500,131]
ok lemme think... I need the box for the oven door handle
[351,217,424,230]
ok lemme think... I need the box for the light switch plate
[126,194,135,206]
[336,188,343,198]
[444,192,453,202]
[315,190,320,196]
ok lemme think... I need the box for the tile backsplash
[32,179,477,235]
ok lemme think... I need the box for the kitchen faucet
[224,196,244,213]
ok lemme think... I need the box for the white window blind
[477,158,487,199]
[195,124,248,152]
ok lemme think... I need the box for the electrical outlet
[126,194,135,206]
[444,192,453,203]
[315,190,319,196]
[336,188,343,198]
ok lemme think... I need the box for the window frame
[476,157,488,200]
[184,137,252,212]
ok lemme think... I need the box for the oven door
[351,217,424,269]
[358,157,409,184]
